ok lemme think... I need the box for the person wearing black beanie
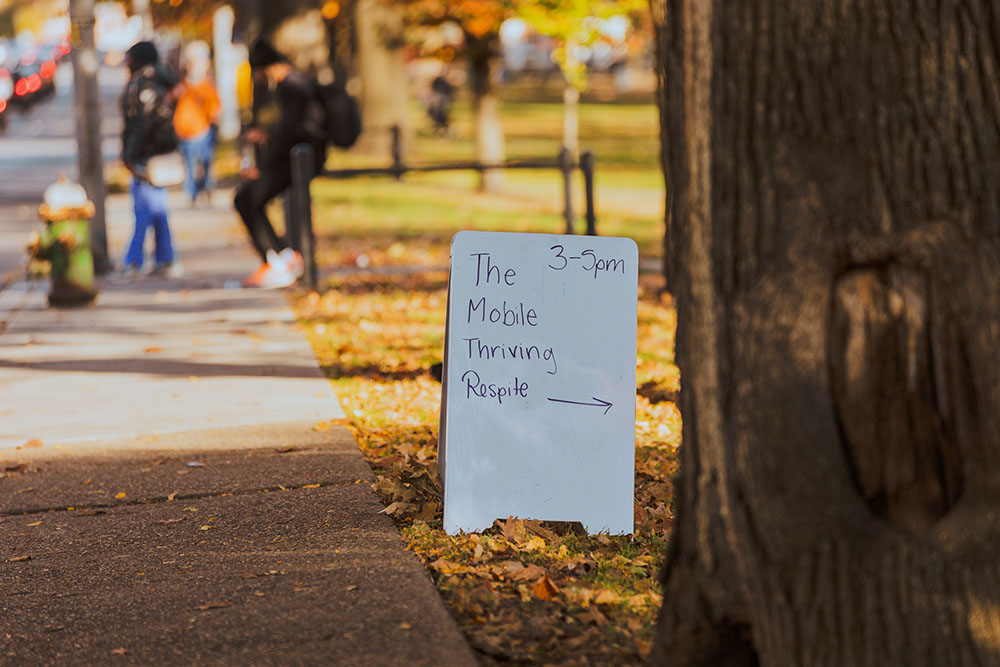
[125,41,159,73]
[119,41,183,277]
[247,39,287,70]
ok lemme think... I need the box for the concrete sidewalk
[0,191,476,665]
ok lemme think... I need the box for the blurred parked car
[39,39,72,67]
[0,66,11,130]
[9,46,56,108]
[0,40,13,130]
[49,38,72,63]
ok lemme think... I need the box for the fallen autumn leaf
[530,576,559,600]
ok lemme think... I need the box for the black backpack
[314,82,361,149]
[148,100,178,156]
[141,75,178,157]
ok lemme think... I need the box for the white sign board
[440,231,638,535]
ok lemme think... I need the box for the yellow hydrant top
[39,175,95,222]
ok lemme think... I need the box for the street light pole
[69,0,110,274]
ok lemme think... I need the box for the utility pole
[69,0,110,274]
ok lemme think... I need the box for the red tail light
[0,99,6,113]
[14,78,28,96]
[41,61,55,78]
[26,74,41,93]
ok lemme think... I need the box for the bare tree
[650,1,1000,664]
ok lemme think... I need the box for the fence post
[290,144,317,290]
[581,150,596,236]
[391,125,403,181]
[559,146,574,234]
[284,194,300,253]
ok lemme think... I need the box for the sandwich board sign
[439,230,638,535]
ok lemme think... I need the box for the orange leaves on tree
[465,14,498,38]
[388,0,517,46]
[321,1,341,20]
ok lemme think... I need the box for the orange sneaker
[242,262,271,287]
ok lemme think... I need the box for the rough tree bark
[650,1,1000,665]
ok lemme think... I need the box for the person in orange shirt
[173,47,220,205]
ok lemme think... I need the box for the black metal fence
[285,133,599,290]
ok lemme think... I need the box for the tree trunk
[329,0,357,84]
[470,46,505,193]
[355,0,410,158]
[563,84,579,159]
[650,1,1000,665]
[562,39,580,160]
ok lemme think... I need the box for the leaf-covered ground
[292,268,679,665]
[288,94,678,663]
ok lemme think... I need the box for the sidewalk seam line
[0,278,42,333]
[1,478,372,517]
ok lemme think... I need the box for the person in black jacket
[120,41,182,278]
[234,40,326,288]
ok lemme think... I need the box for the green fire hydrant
[28,176,98,307]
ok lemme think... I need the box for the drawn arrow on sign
[547,396,613,415]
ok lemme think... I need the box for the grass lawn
[289,95,679,664]
[310,96,665,274]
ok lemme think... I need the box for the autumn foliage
[388,0,517,39]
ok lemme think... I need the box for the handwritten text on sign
[440,231,638,535]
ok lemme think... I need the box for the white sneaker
[151,262,184,278]
[243,250,295,289]
[279,247,304,278]
[114,264,142,281]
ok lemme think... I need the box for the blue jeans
[124,178,174,268]
[178,128,215,200]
